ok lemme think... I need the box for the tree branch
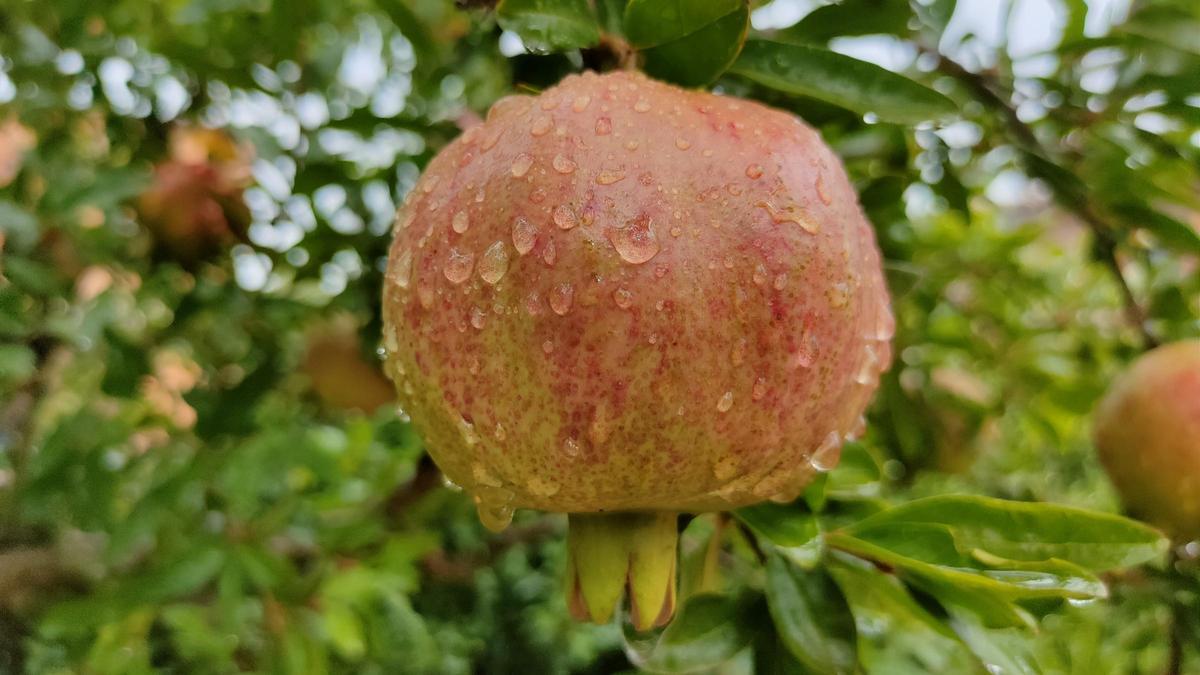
[931,53,1159,350]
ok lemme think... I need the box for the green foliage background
[0,0,1198,672]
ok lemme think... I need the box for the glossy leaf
[843,495,1169,571]
[496,0,601,53]
[778,0,913,44]
[827,555,984,674]
[765,554,857,674]
[623,592,761,673]
[729,40,957,123]
[735,502,823,568]
[623,0,744,48]
[638,3,749,86]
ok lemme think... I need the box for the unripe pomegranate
[1094,340,1200,540]
[302,317,396,415]
[381,71,893,628]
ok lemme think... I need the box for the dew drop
[773,272,788,290]
[542,339,554,354]
[524,291,543,316]
[458,416,480,446]
[873,307,896,341]
[444,248,475,284]
[563,436,581,457]
[811,431,843,472]
[452,210,470,234]
[716,391,734,413]
[392,249,413,289]
[746,164,764,179]
[552,153,577,174]
[731,338,747,366]
[613,287,633,309]
[596,169,626,185]
[416,280,435,308]
[476,498,514,533]
[625,140,639,151]
[633,98,651,112]
[527,475,561,497]
[421,175,439,194]
[572,95,591,112]
[713,456,739,481]
[815,172,832,206]
[854,344,879,385]
[478,241,510,285]
[512,217,538,255]
[830,282,850,308]
[531,115,553,136]
[595,116,612,135]
[752,263,768,286]
[609,216,660,264]
[442,475,463,491]
[529,188,547,204]
[468,357,480,374]
[675,137,691,150]
[654,264,668,279]
[670,226,682,237]
[474,188,486,203]
[752,376,768,401]
[542,239,558,266]
[702,149,714,157]
[511,153,533,177]
[480,126,504,151]
[549,282,574,315]
[553,204,579,230]
[472,462,502,487]
[470,306,487,330]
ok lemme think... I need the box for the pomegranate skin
[1094,340,1200,540]
[381,71,893,517]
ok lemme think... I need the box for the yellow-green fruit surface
[1094,340,1200,540]
[381,71,893,521]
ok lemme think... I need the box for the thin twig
[931,53,1159,350]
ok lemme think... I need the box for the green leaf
[1113,204,1200,256]
[638,3,749,87]
[130,546,226,603]
[827,554,984,675]
[624,0,744,48]
[843,495,1168,571]
[324,603,367,661]
[729,40,956,124]
[496,0,601,53]
[1121,6,1200,56]
[735,502,823,568]
[778,0,913,44]
[0,343,36,384]
[623,592,760,673]
[0,200,39,253]
[946,605,1043,675]
[765,554,857,674]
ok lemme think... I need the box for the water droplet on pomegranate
[477,241,510,285]
[527,475,561,497]
[563,436,581,457]
[772,273,788,290]
[470,306,487,329]
[541,239,558,266]
[468,357,480,374]
[855,344,879,385]
[572,95,591,112]
[531,115,553,136]
[416,280,435,308]
[716,391,734,413]
[830,282,850,308]
[654,265,668,279]
[542,339,554,354]
[873,307,896,341]
[675,137,691,150]
[595,116,612,135]
[613,287,633,309]
[609,216,660,264]
[444,248,475,284]
[731,338,747,366]
[458,416,480,446]
[476,497,514,533]
[392,249,413,288]
[422,175,440,194]
[475,188,486,203]
[511,153,533,178]
[549,282,574,315]
[552,153,577,174]
[811,431,842,471]
[596,169,626,185]
[452,210,470,234]
[553,204,579,230]
[473,462,502,487]
[512,217,537,255]
[625,140,639,151]
[752,263,768,286]
[633,98,651,112]
[752,376,768,401]
[815,172,832,205]
[746,164,764,179]
[524,291,542,315]
[713,456,738,481]
[702,149,714,157]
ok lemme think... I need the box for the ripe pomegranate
[137,126,250,264]
[1094,340,1200,540]
[381,71,893,628]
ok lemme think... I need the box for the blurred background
[0,0,1198,672]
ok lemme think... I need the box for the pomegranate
[1094,340,1200,540]
[381,71,893,628]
